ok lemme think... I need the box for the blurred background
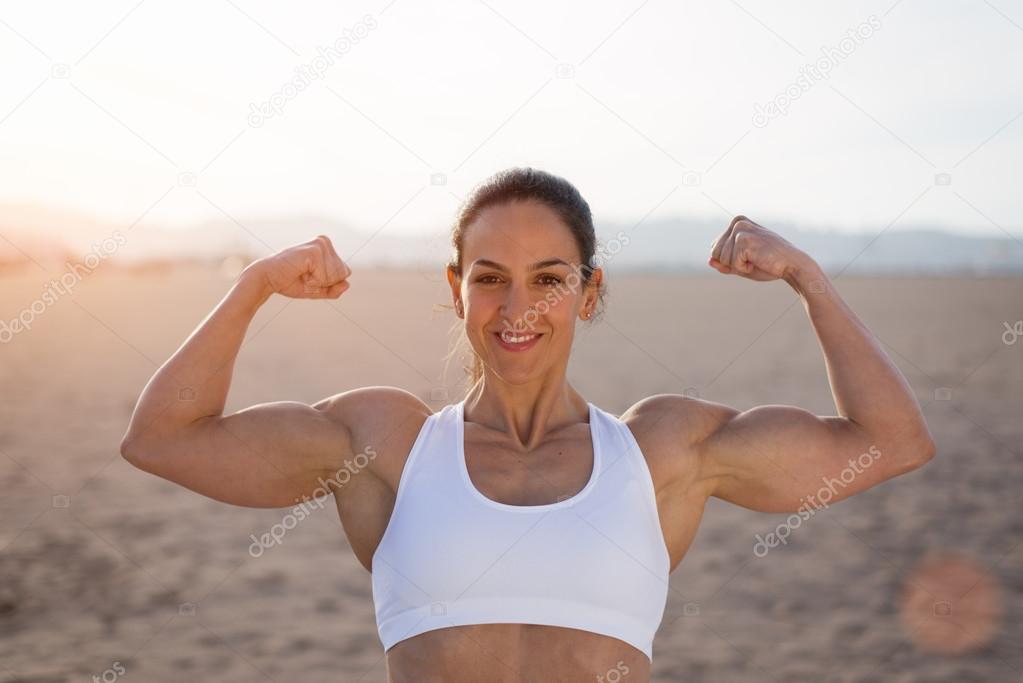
[0,1,1020,681]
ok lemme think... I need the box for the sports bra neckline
[456,399,602,512]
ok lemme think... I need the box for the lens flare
[898,551,1002,655]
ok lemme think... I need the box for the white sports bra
[371,399,671,660]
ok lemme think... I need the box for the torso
[332,394,708,682]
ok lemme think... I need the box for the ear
[582,267,603,317]
[446,265,463,316]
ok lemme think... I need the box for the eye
[476,274,502,284]
[537,274,562,286]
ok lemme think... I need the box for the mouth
[493,330,543,352]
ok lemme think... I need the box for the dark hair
[445,167,607,386]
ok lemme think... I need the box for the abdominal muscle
[384,622,650,683]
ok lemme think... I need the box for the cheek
[541,291,578,317]
[523,296,577,334]
[465,289,501,314]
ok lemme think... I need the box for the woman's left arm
[692,215,936,513]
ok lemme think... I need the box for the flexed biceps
[121,169,936,682]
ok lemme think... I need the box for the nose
[499,282,536,328]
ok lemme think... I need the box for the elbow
[872,415,937,474]
[120,435,141,464]
[917,434,937,465]
[912,419,938,466]
[120,433,153,471]
[897,432,937,473]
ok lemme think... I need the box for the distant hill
[1,204,1020,275]
[592,217,1023,275]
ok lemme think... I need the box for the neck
[463,372,589,452]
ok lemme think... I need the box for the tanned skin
[121,206,935,682]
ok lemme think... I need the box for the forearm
[785,257,933,448]
[123,263,273,445]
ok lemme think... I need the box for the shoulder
[619,393,741,494]
[313,386,435,477]
[317,385,432,421]
[315,385,434,441]
[620,393,740,449]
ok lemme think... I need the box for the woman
[120,167,936,681]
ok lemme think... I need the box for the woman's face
[448,199,601,385]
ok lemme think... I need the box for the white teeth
[500,332,538,344]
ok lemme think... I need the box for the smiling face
[447,199,602,386]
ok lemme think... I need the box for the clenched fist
[250,235,352,299]
[708,215,811,282]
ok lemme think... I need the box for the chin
[487,363,542,384]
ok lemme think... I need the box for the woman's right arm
[119,236,383,508]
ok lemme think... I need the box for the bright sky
[1,0,1021,238]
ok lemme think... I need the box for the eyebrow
[470,258,572,272]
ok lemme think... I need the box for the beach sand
[1,264,1020,681]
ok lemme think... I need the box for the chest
[462,424,596,507]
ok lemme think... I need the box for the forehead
[463,200,580,266]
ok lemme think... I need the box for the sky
[1,0,1021,241]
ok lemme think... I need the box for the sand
[1,263,1020,682]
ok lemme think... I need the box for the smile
[493,331,543,351]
